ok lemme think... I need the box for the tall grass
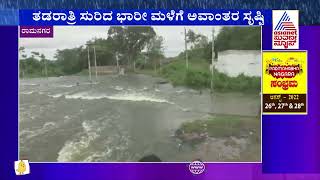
[179,115,260,138]
[160,58,260,92]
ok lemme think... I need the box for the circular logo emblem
[189,160,205,175]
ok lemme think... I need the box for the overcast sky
[19,26,221,60]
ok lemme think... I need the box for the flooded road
[19,74,260,162]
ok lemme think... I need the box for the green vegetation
[134,68,158,77]
[20,26,261,93]
[179,115,260,138]
[177,114,261,161]
[19,49,64,78]
[19,27,158,78]
[158,57,260,92]
[215,26,261,52]
[156,26,261,92]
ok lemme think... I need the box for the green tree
[108,26,156,69]
[186,30,208,49]
[215,27,261,52]
[86,38,115,66]
[146,35,164,71]
[55,47,84,75]
[31,51,40,58]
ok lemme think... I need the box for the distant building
[89,65,127,75]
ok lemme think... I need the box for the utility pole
[211,28,215,93]
[87,46,92,82]
[93,46,98,80]
[144,54,147,65]
[184,27,189,70]
[133,60,136,72]
[44,59,48,79]
[116,52,120,73]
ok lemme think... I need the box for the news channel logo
[189,160,205,175]
[272,10,299,49]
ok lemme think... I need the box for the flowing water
[19,74,260,162]
[19,52,261,162]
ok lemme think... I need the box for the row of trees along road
[19,26,260,78]
[19,26,164,78]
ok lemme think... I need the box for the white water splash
[65,92,106,100]
[21,91,46,95]
[57,121,100,162]
[83,149,112,162]
[56,84,76,88]
[21,83,38,86]
[106,93,172,104]
[114,86,124,91]
[43,122,56,128]
[63,91,173,104]
[175,90,185,94]
[48,93,66,98]
[20,122,56,141]
[21,91,34,95]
